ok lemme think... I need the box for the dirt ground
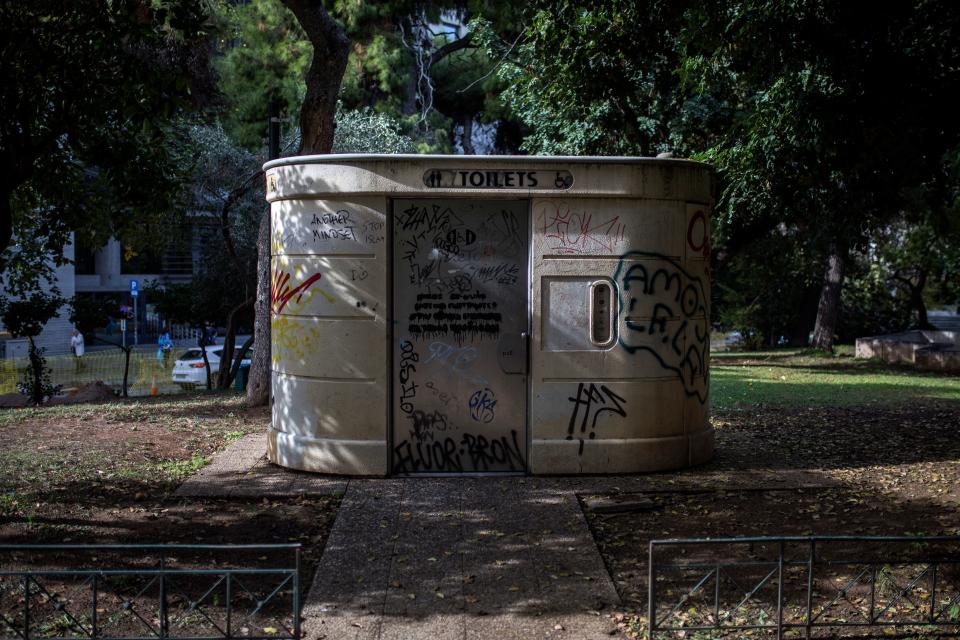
[0,394,340,638]
[586,400,960,638]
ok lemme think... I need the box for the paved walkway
[304,479,619,640]
[177,434,834,639]
[176,434,348,498]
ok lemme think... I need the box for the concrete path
[176,434,835,639]
[303,478,620,640]
[176,434,347,498]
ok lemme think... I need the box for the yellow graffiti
[272,315,323,366]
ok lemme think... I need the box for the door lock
[498,332,528,374]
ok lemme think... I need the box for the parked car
[172,344,252,389]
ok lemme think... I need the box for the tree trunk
[229,334,255,388]
[911,271,931,329]
[280,0,350,154]
[811,243,846,352]
[247,1,349,408]
[461,115,476,155]
[246,212,272,406]
[0,186,12,275]
[26,337,43,405]
[217,297,253,389]
[201,344,212,391]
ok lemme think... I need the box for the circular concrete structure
[264,155,713,475]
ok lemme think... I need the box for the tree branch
[219,168,264,285]
[427,34,475,68]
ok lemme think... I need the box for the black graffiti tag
[393,429,525,473]
[567,383,627,455]
[398,340,419,415]
[407,409,449,442]
[614,251,709,403]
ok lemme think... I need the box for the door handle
[497,332,528,375]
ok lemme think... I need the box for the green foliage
[839,258,911,341]
[146,123,264,330]
[214,0,311,149]
[333,106,416,153]
[68,296,116,339]
[713,232,820,347]
[473,1,713,156]
[0,293,64,404]
[0,294,64,340]
[689,1,960,253]
[491,0,960,344]
[1,1,216,283]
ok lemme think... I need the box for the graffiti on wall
[408,292,502,343]
[614,251,709,404]
[566,383,628,455]
[537,202,627,255]
[271,269,331,316]
[394,200,527,473]
[393,429,525,473]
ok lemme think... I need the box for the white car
[171,344,252,389]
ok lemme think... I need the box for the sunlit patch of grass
[711,346,960,409]
[0,394,262,502]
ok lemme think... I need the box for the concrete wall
[265,155,714,475]
[269,196,389,474]
[856,330,960,373]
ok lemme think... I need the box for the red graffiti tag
[686,210,710,259]
[272,270,322,316]
[541,205,626,255]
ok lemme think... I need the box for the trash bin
[234,363,251,391]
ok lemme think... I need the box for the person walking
[201,320,217,347]
[157,329,174,369]
[70,329,85,373]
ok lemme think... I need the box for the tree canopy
[483,0,960,348]
[0,0,216,287]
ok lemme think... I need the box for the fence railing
[649,536,960,639]
[0,348,185,396]
[0,544,301,640]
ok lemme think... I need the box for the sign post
[130,280,139,347]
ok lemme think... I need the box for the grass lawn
[0,392,340,637]
[711,345,960,409]
[591,346,960,638]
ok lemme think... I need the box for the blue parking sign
[130,279,139,297]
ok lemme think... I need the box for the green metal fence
[0,544,301,639]
[649,535,960,639]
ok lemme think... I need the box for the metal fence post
[22,575,29,640]
[931,563,938,623]
[294,547,302,639]
[805,539,815,639]
[226,572,232,638]
[91,573,98,638]
[648,542,656,640]
[777,540,784,640]
[159,556,168,638]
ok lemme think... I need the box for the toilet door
[392,199,529,474]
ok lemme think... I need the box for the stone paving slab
[303,478,620,640]
[175,433,347,498]
[174,431,835,638]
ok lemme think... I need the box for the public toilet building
[264,155,713,476]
